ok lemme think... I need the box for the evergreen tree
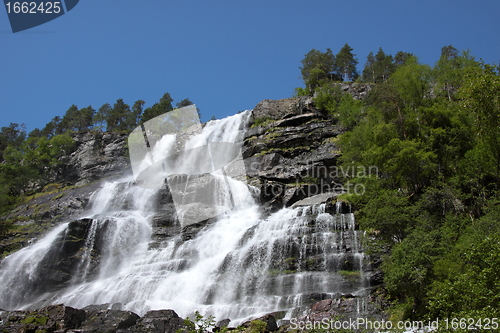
[27,128,42,139]
[112,99,132,131]
[93,99,133,131]
[393,51,413,67]
[362,51,376,82]
[93,104,109,131]
[362,48,393,83]
[75,106,95,131]
[40,116,61,138]
[299,48,337,91]
[131,100,145,128]
[434,46,480,101]
[334,43,358,81]
[141,92,174,123]
[95,103,113,131]
[374,47,394,82]
[176,98,193,108]
[59,104,79,132]
[362,48,413,83]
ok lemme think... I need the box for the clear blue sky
[1,0,499,132]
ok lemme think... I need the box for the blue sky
[1,0,499,132]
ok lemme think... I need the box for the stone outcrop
[244,97,344,212]
[336,82,373,100]
[68,131,131,186]
[0,302,389,332]
[0,305,284,333]
[0,304,185,333]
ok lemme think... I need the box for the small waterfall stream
[0,111,370,325]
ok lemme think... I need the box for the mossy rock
[20,315,49,325]
[52,193,65,200]
[251,116,275,128]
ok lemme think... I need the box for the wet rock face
[292,293,387,325]
[5,218,96,301]
[68,131,131,186]
[244,99,343,212]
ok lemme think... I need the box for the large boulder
[81,309,140,332]
[124,309,184,333]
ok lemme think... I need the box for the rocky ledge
[243,96,344,213]
[0,295,388,333]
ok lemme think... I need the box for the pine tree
[394,51,413,67]
[141,92,174,123]
[374,47,394,83]
[131,100,145,128]
[334,43,358,81]
[362,51,376,82]
[95,103,113,131]
[299,48,336,91]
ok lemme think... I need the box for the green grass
[251,116,275,128]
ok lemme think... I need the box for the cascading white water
[0,111,369,325]
[0,223,70,309]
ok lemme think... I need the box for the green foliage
[294,86,311,96]
[0,122,26,162]
[0,91,196,214]
[0,133,75,214]
[334,43,359,81]
[336,93,364,130]
[251,116,275,128]
[249,319,267,333]
[362,48,413,83]
[0,217,13,235]
[299,48,337,91]
[389,56,432,110]
[297,44,360,93]
[362,48,393,83]
[426,202,500,321]
[20,315,49,325]
[336,45,500,321]
[179,311,215,333]
[382,229,441,317]
[96,99,135,131]
[313,81,343,114]
[433,46,481,101]
[59,104,96,132]
[459,67,500,178]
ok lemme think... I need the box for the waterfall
[0,111,369,325]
